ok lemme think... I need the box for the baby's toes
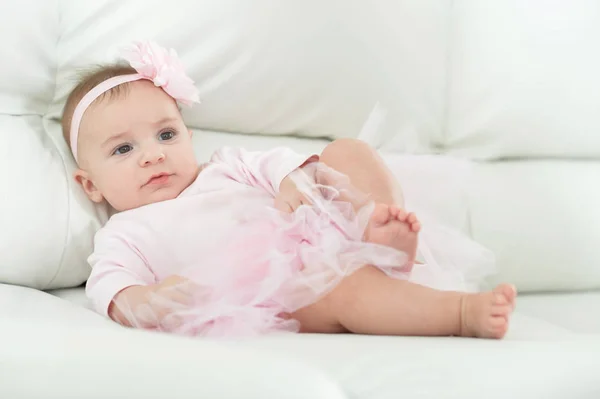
[493,284,517,307]
[371,204,391,225]
[489,316,507,328]
[406,213,421,231]
[407,212,418,224]
[410,221,421,233]
[491,304,513,318]
[505,285,517,306]
[489,317,509,337]
[393,207,408,222]
[493,292,508,306]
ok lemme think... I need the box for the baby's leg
[319,139,419,267]
[319,138,405,207]
[292,266,516,338]
[313,140,516,337]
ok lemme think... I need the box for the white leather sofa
[2,1,600,398]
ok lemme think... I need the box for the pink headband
[69,40,200,164]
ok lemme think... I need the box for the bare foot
[364,204,421,269]
[460,284,517,339]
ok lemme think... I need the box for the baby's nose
[140,148,165,166]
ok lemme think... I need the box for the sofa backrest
[1,0,598,291]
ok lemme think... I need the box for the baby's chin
[142,189,183,206]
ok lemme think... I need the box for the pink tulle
[113,162,495,338]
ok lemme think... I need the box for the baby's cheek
[104,173,141,210]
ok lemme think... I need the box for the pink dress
[86,146,495,337]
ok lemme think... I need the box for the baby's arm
[86,229,191,329]
[108,275,193,328]
[211,146,318,196]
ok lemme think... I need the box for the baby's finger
[294,192,313,209]
[118,302,161,329]
[153,286,193,308]
[171,277,202,295]
[160,275,189,289]
[289,197,303,211]
[161,275,199,297]
[159,312,186,332]
[299,192,313,206]
[274,196,293,213]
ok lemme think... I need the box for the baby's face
[75,80,199,211]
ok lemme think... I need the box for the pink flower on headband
[121,40,200,106]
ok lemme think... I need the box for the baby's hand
[274,171,313,213]
[109,275,197,330]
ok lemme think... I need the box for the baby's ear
[74,169,104,203]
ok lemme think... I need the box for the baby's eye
[159,130,176,141]
[113,144,132,155]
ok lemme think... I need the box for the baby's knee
[291,297,347,333]
[328,267,379,313]
[321,138,370,160]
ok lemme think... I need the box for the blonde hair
[61,64,137,148]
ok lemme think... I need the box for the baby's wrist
[108,284,151,325]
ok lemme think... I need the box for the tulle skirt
[119,162,495,338]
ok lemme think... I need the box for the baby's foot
[364,204,421,269]
[460,284,517,339]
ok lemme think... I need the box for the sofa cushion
[0,0,58,115]
[445,0,600,159]
[377,154,600,293]
[246,333,600,399]
[374,153,600,293]
[1,286,345,399]
[48,0,450,147]
[30,285,600,399]
[0,116,103,289]
[517,292,600,335]
[468,159,600,292]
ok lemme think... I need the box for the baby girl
[63,41,516,339]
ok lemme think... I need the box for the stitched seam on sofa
[45,0,71,289]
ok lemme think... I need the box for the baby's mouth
[144,173,172,186]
